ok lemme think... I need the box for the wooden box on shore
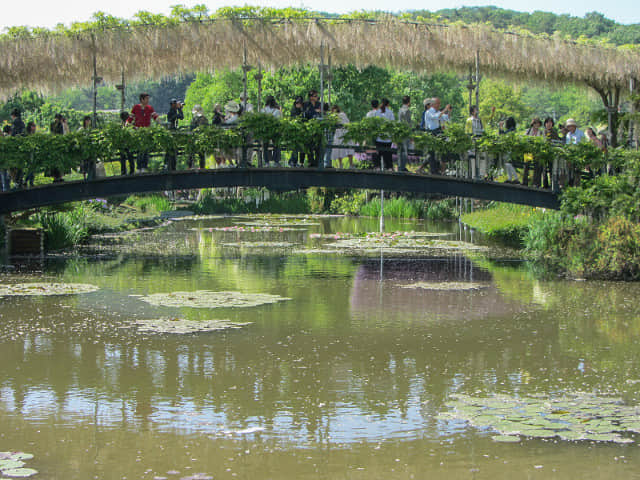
[7,228,43,256]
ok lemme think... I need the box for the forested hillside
[411,7,640,45]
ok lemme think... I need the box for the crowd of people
[1,88,608,192]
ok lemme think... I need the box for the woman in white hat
[564,119,585,145]
[224,101,241,125]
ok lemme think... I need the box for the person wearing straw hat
[564,119,585,145]
[564,118,586,186]
[223,101,241,124]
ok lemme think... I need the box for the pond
[1,214,640,480]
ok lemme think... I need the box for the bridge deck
[0,168,559,214]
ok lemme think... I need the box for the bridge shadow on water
[0,168,560,214]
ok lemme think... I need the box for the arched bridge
[0,168,559,214]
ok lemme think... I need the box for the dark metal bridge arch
[0,168,559,214]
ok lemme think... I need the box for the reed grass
[359,197,424,218]
[123,194,173,213]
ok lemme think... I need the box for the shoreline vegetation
[462,160,640,280]
[2,190,457,252]
[5,179,640,281]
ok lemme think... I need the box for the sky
[3,0,640,31]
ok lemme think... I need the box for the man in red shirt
[130,92,160,127]
[129,93,160,171]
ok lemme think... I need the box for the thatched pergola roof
[1,17,638,94]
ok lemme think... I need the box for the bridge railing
[0,114,620,193]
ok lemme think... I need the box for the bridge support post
[0,215,6,260]
[552,157,559,193]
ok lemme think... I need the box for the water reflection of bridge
[350,257,527,322]
[0,168,559,214]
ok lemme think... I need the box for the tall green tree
[478,79,532,130]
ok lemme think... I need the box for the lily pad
[1,468,38,478]
[131,318,252,334]
[491,435,521,443]
[0,454,33,462]
[221,242,295,249]
[442,392,640,444]
[0,460,24,471]
[303,231,490,257]
[136,291,290,309]
[399,282,490,291]
[0,283,99,296]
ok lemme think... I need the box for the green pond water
[1,214,640,480]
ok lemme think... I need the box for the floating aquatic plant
[234,220,319,228]
[0,283,99,296]
[193,226,296,232]
[303,232,487,257]
[399,282,490,291]
[0,453,37,478]
[136,291,290,309]
[130,318,252,334]
[221,242,296,249]
[440,392,640,444]
[1,468,39,478]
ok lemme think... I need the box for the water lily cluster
[439,392,640,444]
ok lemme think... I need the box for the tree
[478,79,531,130]
[0,91,45,121]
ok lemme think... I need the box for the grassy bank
[460,203,543,247]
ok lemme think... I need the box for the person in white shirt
[420,97,451,174]
[365,99,379,119]
[564,119,585,144]
[423,97,451,134]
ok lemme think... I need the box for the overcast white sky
[3,0,640,30]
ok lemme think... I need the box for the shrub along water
[524,212,640,280]
[34,205,91,251]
